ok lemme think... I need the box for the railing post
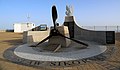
[94,26,95,30]
[105,26,107,31]
[117,26,119,32]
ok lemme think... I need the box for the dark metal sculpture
[30,5,88,47]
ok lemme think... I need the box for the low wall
[0,30,6,32]
[64,16,115,44]
[0,30,14,32]
[74,24,106,44]
[23,31,49,43]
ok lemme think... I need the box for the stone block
[48,26,71,47]
[23,30,49,43]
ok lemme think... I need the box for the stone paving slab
[14,41,106,61]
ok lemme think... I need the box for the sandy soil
[0,32,42,70]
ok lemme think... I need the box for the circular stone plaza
[0,31,120,70]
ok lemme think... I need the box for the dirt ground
[0,32,120,70]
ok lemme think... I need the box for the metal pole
[27,14,30,23]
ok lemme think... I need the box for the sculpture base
[48,26,71,47]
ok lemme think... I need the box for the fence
[0,26,120,32]
[81,26,120,32]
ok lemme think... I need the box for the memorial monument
[29,5,88,51]
[3,5,115,69]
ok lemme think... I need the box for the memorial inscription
[106,31,115,44]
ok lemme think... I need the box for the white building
[14,23,35,33]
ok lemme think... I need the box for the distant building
[31,24,48,31]
[14,23,35,33]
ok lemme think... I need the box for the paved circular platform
[3,40,116,68]
[14,42,107,61]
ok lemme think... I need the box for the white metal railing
[81,26,120,32]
